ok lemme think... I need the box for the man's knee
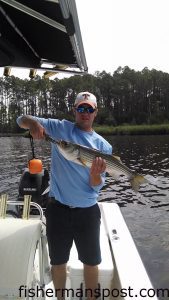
[52,263,67,271]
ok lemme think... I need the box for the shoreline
[1,124,169,137]
[94,124,169,135]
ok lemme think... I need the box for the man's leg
[84,264,99,300]
[46,201,73,300]
[51,264,67,300]
[73,205,101,300]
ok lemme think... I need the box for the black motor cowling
[18,168,50,209]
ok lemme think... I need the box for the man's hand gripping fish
[45,134,147,192]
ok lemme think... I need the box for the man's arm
[17,115,45,139]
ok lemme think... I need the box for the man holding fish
[17,91,113,300]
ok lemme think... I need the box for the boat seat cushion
[0,219,42,297]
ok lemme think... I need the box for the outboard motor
[18,168,49,209]
[17,134,50,214]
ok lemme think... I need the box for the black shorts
[45,199,101,266]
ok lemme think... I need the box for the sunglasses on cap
[76,106,96,114]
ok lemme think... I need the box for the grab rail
[0,194,44,220]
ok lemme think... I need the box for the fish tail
[130,175,147,192]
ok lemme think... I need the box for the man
[17,91,112,300]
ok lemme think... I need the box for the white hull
[0,201,158,299]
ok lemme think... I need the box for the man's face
[74,104,98,131]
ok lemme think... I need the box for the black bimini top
[0,0,88,76]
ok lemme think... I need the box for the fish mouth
[58,140,69,148]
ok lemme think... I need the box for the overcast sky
[76,0,169,74]
[0,0,169,78]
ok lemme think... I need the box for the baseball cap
[74,91,97,108]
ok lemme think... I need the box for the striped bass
[45,134,147,192]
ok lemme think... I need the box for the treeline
[0,66,169,133]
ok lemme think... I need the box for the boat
[0,196,158,299]
[0,1,158,299]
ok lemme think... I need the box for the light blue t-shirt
[17,117,112,207]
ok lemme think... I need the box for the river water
[0,135,169,298]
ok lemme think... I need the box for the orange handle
[28,158,43,174]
